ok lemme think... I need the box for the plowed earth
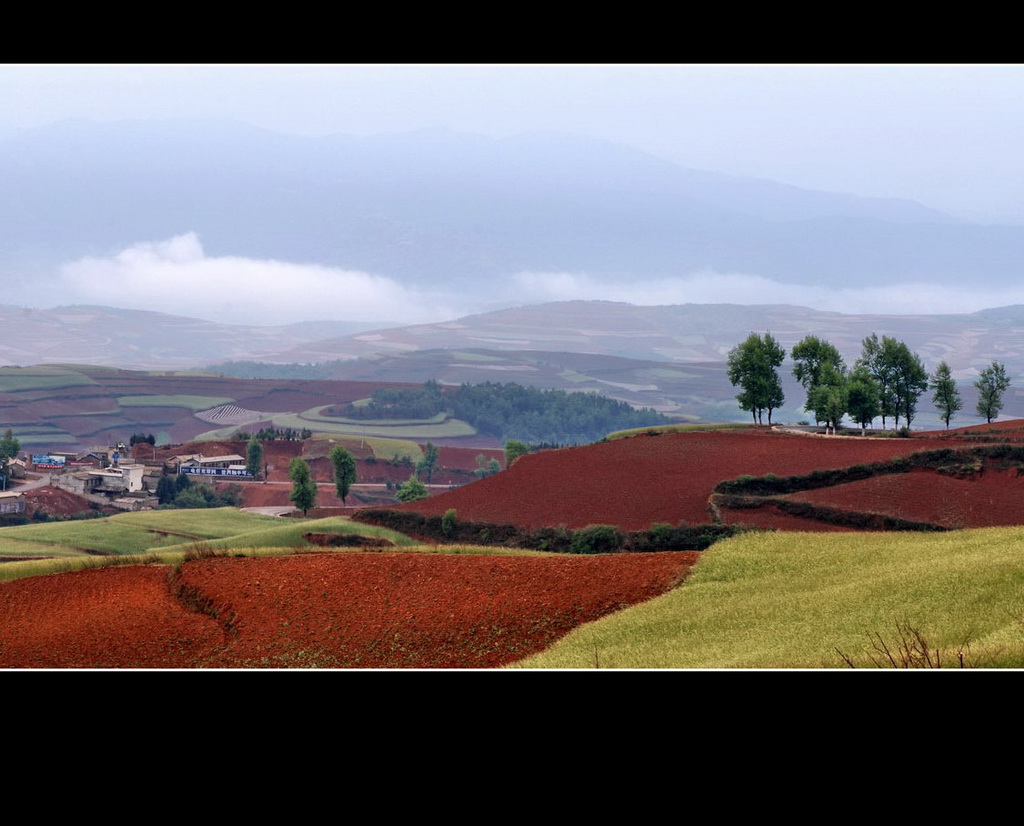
[778,462,1024,529]
[0,552,698,669]
[393,429,961,531]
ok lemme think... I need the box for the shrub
[396,476,429,503]
[650,523,675,545]
[570,524,623,555]
[441,508,458,538]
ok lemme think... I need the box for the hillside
[5,300,1024,429]
[0,304,374,369]
[381,423,1024,535]
[0,365,419,450]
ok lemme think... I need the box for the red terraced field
[779,462,1024,529]
[715,502,858,532]
[0,552,698,669]
[392,429,960,531]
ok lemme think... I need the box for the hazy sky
[5,63,1024,223]
[6,63,1024,325]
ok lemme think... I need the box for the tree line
[727,332,1012,430]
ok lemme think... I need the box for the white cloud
[509,270,1024,317]
[51,238,1024,327]
[57,233,462,326]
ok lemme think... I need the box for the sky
[5,63,1024,325]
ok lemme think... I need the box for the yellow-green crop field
[509,527,1024,669]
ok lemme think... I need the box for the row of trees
[727,332,1013,430]
[286,445,359,515]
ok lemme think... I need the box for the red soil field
[0,566,225,668]
[0,552,699,669]
[779,462,1024,529]
[21,486,116,519]
[715,502,858,532]
[392,429,960,531]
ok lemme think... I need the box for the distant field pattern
[118,395,236,411]
[194,404,268,426]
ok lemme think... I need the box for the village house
[0,490,26,514]
[53,462,158,511]
[176,454,251,478]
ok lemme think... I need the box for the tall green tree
[288,457,317,516]
[791,336,846,427]
[726,332,786,425]
[791,336,846,392]
[885,339,929,428]
[0,428,20,462]
[0,428,20,489]
[804,361,848,432]
[246,436,264,478]
[930,361,962,429]
[329,444,357,505]
[846,364,881,430]
[975,361,1011,423]
[856,333,898,428]
[416,441,439,484]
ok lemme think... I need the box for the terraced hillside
[383,422,1024,535]
[0,365,419,450]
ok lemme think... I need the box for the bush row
[713,445,1024,497]
[350,509,739,553]
[710,494,948,532]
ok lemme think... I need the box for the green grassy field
[297,435,424,463]
[117,395,236,410]
[606,422,754,440]
[0,367,97,392]
[0,518,546,585]
[276,412,476,439]
[0,508,417,568]
[508,527,1024,669]
[302,406,450,426]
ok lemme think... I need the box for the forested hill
[336,380,670,444]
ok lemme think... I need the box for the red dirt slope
[0,552,698,669]
[392,429,958,531]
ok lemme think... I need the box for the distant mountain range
[0,304,378,370]
[4,118,1023,295]
[4,299,1024,429]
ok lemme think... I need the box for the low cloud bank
[51,234,1024,326]
[509,270,1024,317]
[56,233,460,326]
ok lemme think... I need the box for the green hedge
[351,509,740,553]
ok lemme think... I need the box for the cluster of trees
[233,427,312,441]
[128,433,156,446]
[334,380,668,444]
[728,332,1013,430]
[155,473,243,508]
[474,454,501,478]
[340,380,446,420]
